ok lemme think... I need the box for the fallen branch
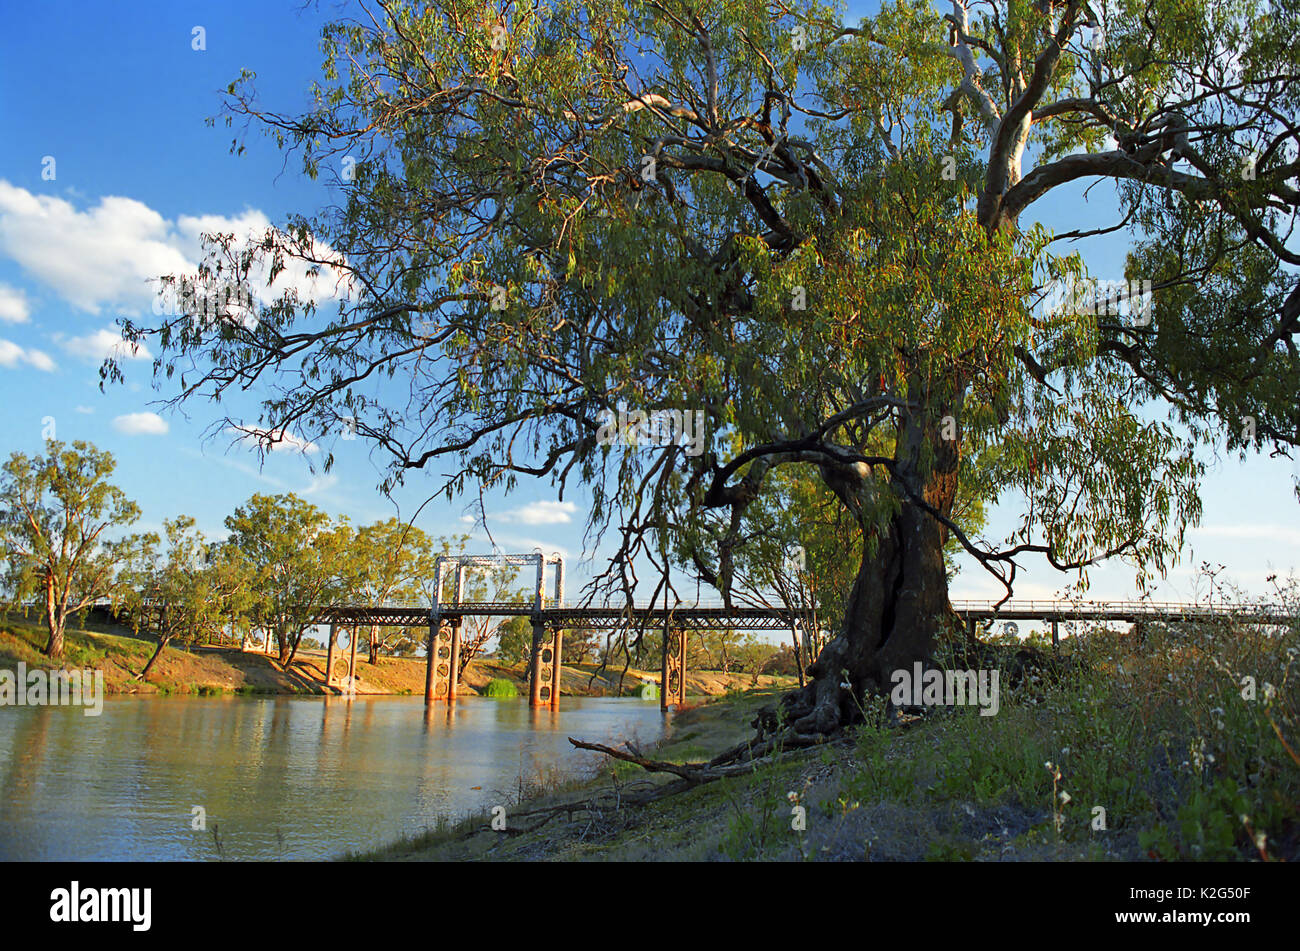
[569,731,843,782]
[441,729,848,845]
[568,737,710,781]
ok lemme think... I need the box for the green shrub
[634,682,659,700]
[484,678,519,698]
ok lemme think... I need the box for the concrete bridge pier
[326,624,357,692]
[424,617,454,703]
[326,623,338,689]
[550,628,562,710]
[529,619,562,708]
[448,619,461,702]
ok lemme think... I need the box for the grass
[348,598,1299,862]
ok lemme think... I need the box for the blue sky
[0,1,1296,615]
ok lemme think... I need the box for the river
[0,695,667,861]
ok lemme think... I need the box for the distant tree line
[0,440,530,678]
[0,440,805,682]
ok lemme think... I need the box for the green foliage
[222,493,343,662]
[494,615,534,667]
[0,440,149,656]
[483,677,519,698]
[104,0,1293,623]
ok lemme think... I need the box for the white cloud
[58,326,152,363]
[75,405,94,414]
[949,577,1062,603]
[0,182,192,315]
[173,211,353,308]
[112,412,169,435]
[301,472,339,496]
[496,500,578,525]
[227,426,320,456]
[0,283,30,323]
[0,338,56,372]
[0,180,352,317]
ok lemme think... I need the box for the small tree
[223,493,345,667]
[203,541,257,647]
[335,517,438,663]
[692,627,751,674]
[494,615,534,668]
[0,440,149,659]
[125,516,225,680]
[562,626,600,666]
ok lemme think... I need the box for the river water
[0,695,667,861]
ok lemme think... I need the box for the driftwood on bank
[568,730,841,785]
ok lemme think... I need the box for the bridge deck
[315,599,1299,628]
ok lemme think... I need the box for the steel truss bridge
[86,545,1296,712]
[318,598,1298,628]
[309,566,1297,712]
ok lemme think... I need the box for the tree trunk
[44,616,65,659]
[779,397,962,736]
[368,624,379,665]
[790,626,806,687]
[137,633,172,681]
[282,629,301,668]
[43,574,64,659]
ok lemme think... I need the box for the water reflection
[0,695,665,861]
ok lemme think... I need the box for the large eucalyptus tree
[115,0,1299,735]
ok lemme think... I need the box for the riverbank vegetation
[0,442,816,691]
[353,608,1299,862]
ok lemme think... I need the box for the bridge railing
[415,598,1297,615]
[84,596,1299,621]
[949,600,1295,617]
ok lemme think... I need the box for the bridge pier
[326,625,355,691]
[660,626,687,711]
[424,619,454,703]
[1051,619,1059,648]
[325,623,337,688]
[347,625,359,691]
[529,619,562,707]
[448,619,462,702]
